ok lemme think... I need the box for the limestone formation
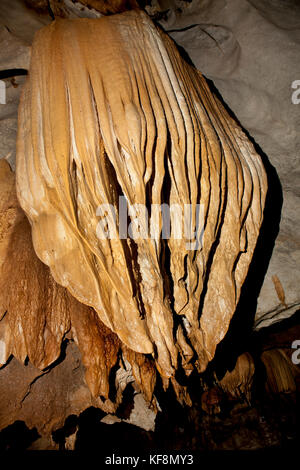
[217,353,255,403]
[16,10,267,382]
[155,0,300,330]
[0,160,157,412]
[48,0,139,18]
[261,349,298,394]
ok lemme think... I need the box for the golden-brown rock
[0,160,71,369]
[0,160,157,406]
[261,349,298,394]
[217,352,255,403]
[16,10,267,380]
[70,301,120,398]
[122,346,157,405]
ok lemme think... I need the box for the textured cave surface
[156,0,300,330]
[1,0,299,329]
[0,0,299,452]
[16,9,267,380]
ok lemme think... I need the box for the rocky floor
[0,386,298,451]
[1,314,299,451]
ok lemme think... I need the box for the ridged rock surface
[0,160,157,415]
[16,10,267,380]
[217,352,255,403]
[155,0,300,329]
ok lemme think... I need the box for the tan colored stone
[0,160,158,415]
[16,10,267,379]
[261,348,298,394]
[218,352,255,403]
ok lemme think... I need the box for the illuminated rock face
[16,10,267,382]
[218,353,255,404]
[0,160,156,408]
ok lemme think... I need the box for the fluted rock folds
[0,159,157,407]
[16,11,267,380]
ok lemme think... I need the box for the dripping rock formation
[0,159,158,438]
[0,0,299,452]
[16,10,267,383]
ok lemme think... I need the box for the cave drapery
[1,9,267,403]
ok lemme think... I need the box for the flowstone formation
[0,159,158,433]
[15,10,267,393]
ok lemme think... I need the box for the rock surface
[1,0,298,329]
[0,0,299,451]
[0,159,158,434]
[16,10,266,379]
[217,352,255,403]
[154,0,300,328]
[0,341,101,436]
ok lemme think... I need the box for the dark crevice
[107,356,121,403]
[197,160,228,321]
[74,406,153,452]
[69,158,79,225]
[42,338,69,371]
[177,254,189,313]
[128,238,147,320]
[0,69,28,80]
[20,370,50,405]
[159,130,175,318]
[0,421,40,451]
[145,129,157,218]
[52,414,78,451]
[116,383,135,420]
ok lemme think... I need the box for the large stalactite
[0,159,159,429]
[1,9,267,409]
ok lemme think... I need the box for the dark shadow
[0,354,13,370]
[254,308,300,340]
[24,0,53,17]
[0,69,28,79]
[0,421,40,451]
[52,414,78,451]
[153,373,196,449]
[74,406,153,452]
[107,358,121,403]
[43,338,69,372]
[115,383,135,419]
[74,407,106,451]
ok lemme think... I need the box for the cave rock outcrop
[16,10,267,380]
